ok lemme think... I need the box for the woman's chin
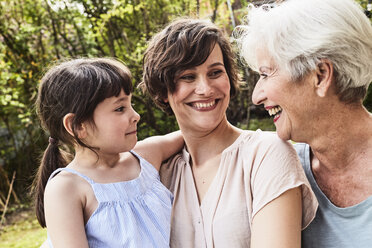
[275,129,291,141]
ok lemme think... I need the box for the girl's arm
[44,174,89,248]
[250,187,302,248]
[133,130,184,171]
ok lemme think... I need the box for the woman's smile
[188,99,220,111]
[266,106,283,122]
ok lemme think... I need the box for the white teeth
[194,101,215,109]
[268,106,282,116]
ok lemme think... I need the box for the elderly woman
[237,0,372,247]
[141,18,317,248]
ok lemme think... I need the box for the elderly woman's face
[165,44,231,133]
[252,49,315,141]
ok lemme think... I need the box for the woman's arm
[133,130,184,170]
[250,187,302,248]
[44,174,89,248]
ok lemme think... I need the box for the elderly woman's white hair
[235,0,372,103]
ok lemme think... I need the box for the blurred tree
[0,0,242,201]
[0,0,370,202]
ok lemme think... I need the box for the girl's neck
[182,118,241,166]
[71,146,121,169]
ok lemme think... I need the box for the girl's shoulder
[120,151,140,164]
[45,168,91,205]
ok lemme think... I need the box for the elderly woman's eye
[259,73,268,79]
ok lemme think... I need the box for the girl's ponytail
[33,139,68,227]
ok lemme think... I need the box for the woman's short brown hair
[140,18,238,114]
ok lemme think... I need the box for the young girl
[33,58,183,247]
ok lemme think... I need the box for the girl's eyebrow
[113,96,129,104]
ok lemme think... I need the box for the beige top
[160,130,318,248]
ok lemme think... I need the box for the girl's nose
[131,108,140,123]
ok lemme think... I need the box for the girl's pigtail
[33,139,67,227]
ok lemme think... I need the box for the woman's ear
[314,59,334,97]
[63,113,87,139]
[163,98,169,103]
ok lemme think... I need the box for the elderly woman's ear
[314,59,334,97]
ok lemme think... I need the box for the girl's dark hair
[32,58,132,227]
[140,18,239,114]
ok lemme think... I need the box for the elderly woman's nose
[252,81,266,105]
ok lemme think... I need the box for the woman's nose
[195,77,213,96]
[252,80,266,105]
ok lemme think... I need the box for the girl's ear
[314,59,334,97]
[63,113,87,139]
[163,98,169,103]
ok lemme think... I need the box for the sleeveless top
[295,143,372,248]
[47,151,173,248]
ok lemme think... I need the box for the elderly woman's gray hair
[235,0,372,103]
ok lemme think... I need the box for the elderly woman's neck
[182,119,241,166]
[308,102,372,171]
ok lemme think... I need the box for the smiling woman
[236,0,372,247]
[140,18,318,248]
[165,45,231,135]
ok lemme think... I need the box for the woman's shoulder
[238,129,293,152]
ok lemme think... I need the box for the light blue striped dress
[47,151,173,248]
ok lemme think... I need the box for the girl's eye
[115,106,125,112]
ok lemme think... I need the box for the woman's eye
[179,74,195,81]
[210,70,223,77]
[115,106,125,112]
[259,73,268,79]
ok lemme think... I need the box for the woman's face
[166,44,231,134]
[252,49,316,141]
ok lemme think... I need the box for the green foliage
[364,84,372,110]
[0,0,247,202]
[0,207,47,248]
[0,0,371,204]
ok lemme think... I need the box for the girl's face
[166,44,231,134]
[251,49,316,141]
[85,90,140,154]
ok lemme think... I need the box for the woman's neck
[308,104,372,171]
[181,118,241,166]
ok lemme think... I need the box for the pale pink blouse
[160,130,318,248]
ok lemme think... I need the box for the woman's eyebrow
[208,62,224,68]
